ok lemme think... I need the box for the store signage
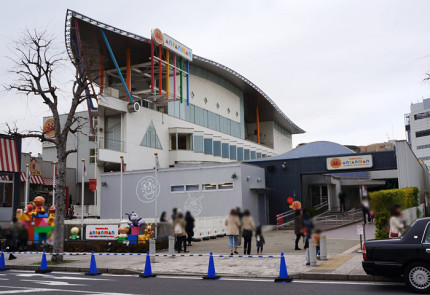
[151,28,192,61]
[86,225,118,240]
[42,117,55,147]
[327,155,373,170]
[30,158,41,175]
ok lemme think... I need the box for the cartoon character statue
[138,223,154,245]
[116,224,130,244]
[31,196,47,217]
[127,212,145,227]
[47,205,55,225]
[69,227,80,240]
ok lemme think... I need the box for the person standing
[225,209,241,255]
[255,223,265,254]
[160,211,167,222]
[294,209,304,250]
[174,213,187,252]
[304,227,311,266]
[185,211,195,246]
[241,210,256,255]
[361,197,371,224]
[389,204,404,239]
[236,207,243,247]
[171,208,178,222]
[338,189,346,212]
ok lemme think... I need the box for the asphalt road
[0,270,409,294]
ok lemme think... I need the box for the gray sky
[1,0,430,154]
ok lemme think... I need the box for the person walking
[174,213,187,252]
[225,209,241,255]
[304,227,311,266]
[171,208,178,222]
[255,222,265,254]
[236,207,243,247]
[361,197,371,224]
[338,189,346,212]
[389,204,404,239]
[185,211,195,246]
[241,210,256,255]
[294,209,304,250]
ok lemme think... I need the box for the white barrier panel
[193,216,227,239]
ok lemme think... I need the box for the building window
[194,136,203,153]
[414,111,430,120]
[204,138,213,155]
[0,174,14,208]
[203,183,217,191]
[222,143,229,158]
[419,156,430,161]
[257,152,262,159]
[417,144,430,150]
[244,149,250,160]
[186,184,199,191]
[141,121,162,149]
[213,141,221,157]
[105,115,122,151]
[237,147,244,161]
[416,129,430,138]
[89,149,96,164]
[171,185,185,192]
[218,183,233,190]
[251,151,256,159]
[170,133,193,151]
[230,145,237,160]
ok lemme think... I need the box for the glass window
[0,175,14,208]
[416,129,430,138]
[244,149,250,160]
[231,121,241,138]
[203,183,217,191]
[105,115,122,151]
[141,121,162,150]
[415,111,430,120]
[204,138,213,155]
[251,151,256,159]
[213,141,221,156]
[230,145,236,160]
[171,185,184,192]
[237,147,244,161]
[222,143,229,158]
[257,152,262,159]
[218,183,233,190]
[89,149,96,164]
[186,184,199,191]
[194,136,203,153]
[178,134,192,150]
[170,134,177,150]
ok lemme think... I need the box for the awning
[0,175,11,181]
[20,173,44,184]
[0,138,19,172]
[43,178,58,186]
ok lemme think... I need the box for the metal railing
[98,137,125,152]
[275,201,329,229]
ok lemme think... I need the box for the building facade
[405,98,430,168]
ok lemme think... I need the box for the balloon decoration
[287,196,301,210]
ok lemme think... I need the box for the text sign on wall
[327,155,373,170]
[86,225,118,240]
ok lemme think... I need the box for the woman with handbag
[225,209,241,255]
[389,204,404,239]
[174,213,187,252]
[241,210,256,255]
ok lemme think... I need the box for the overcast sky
[1,0,430,154]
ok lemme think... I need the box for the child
[256,223,265,254]
[304,228,311,266]
[314,229,322,259]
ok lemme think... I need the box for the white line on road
[21,279,87,286]
[0,286,138,295]
[0,288,56,294]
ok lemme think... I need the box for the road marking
[0,286,137,295]
[0,288,56,294]
[53,276,108,281]
[21,280,87,286]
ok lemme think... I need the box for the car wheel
[405,263,430,293]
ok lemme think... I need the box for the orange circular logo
[330,158,342,169]
[43,118,55,138]
[152,28,163,45]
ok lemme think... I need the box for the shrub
[369,187,419,240]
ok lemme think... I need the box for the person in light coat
[241,210,256,255]
[225,209,241,255]
[389,204,404,239]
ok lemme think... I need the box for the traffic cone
[0,250,8,271]
[274,252,293,282]
[139,252,156,278]
[202,252,220,280]
[35,250,51,274]
[85,251,102,276]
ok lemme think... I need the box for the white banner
[163,33,192,61]
[327,155,373,170]
[86,225,118,240]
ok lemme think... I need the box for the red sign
[89,179,97,192]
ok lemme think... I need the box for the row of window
[170,182,234,192]
[414,111,430,120]
[416,129,430,138]
[195,136,262,160]
[417,144,430,150]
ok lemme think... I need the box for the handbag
[174,223,182,235]
[390,232,399,238]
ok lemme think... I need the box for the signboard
[356,224,363,235]
[30,158,41,176]
[86,225,118,240]
[42,117,55,147]
[151,28,193,61]
[327,155,373,170]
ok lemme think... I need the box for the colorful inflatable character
[69,227,80,240]
[127,212,145,227]
[31,196,47,218]
[116,224,130,244]
[47,205,55,226]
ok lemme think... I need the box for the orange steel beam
[158,45,162,95]
[126,48,131,91]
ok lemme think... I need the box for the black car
[363,217,430,293]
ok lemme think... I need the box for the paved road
[0,270,409,294]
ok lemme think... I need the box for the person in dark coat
[294,209,304,250]
[338,189,346,212]
[185,211,195,246]
[160,211,167,222]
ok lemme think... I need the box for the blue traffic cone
[202,252,220,280]
[35,250,51,274]
[85,251,102,276]
[274,252,293,282]
[0,250,8,271]
[139,252,156,278]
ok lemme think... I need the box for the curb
[5,264,401,282]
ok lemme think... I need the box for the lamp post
[154,152,159,239]
[81,158,85,240]
[24,164,30,206]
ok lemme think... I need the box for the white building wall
[408,98,430,168]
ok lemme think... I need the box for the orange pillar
[126,48,131,91]
[166,50,169,98]
[99,53,104,93]
[158,45,162,95]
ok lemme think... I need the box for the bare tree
[5,29,94,262]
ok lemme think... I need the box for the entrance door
[258,193,267,225]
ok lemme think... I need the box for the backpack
[174,223,182,235]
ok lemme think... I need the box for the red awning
[0,138,19,172]
[43,178,58,186]
[0,175,11,181]
[21,173,44,184]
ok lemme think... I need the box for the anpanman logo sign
[327,155,373,170]
[152,28,163,45]
[330,158,342,169]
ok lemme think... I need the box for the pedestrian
[185,211,195,246]
[241,210,256,255]
[255,222,265,254]
[171,208,178,222]
[225,209,240,255]
[236,207,243,247]
[389,204,404,239]
[314,229,322,259]
[173,212,187,252]
[361,196,371,224]
[160,211,167,222]
[294,209,304,250]
[338,189,346,212]
[304,227,311,266]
